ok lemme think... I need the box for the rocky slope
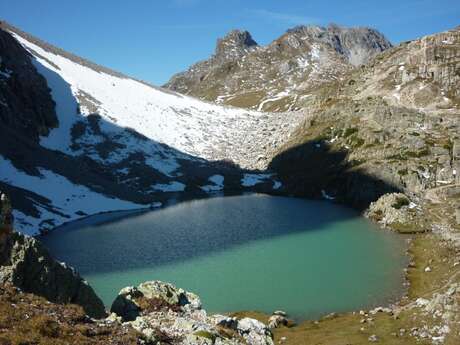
[0,21,303,235]
[165,24,391,111]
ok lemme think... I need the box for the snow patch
[273,180,282,190]
[241,173,272,187]
[200,174,225,192]
[152,181,186,192]
[257,91,289,111]
[0,69,12,78]
[321,190,335,200]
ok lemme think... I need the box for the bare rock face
[165,24,391,111]
[0,231,107,319]
[354,25,460,111]
[0,22,57,141]
[284,24,392,66]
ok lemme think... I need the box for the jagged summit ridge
[165,24,392,111]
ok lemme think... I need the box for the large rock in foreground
[110,280,274,345]
[0,232,106,319]
[0,191,106,319]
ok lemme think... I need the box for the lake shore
[42,194,408,321]
[234,231,460,344]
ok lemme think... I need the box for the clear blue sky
[1,0,459,85]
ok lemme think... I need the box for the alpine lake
[42,194,408,320]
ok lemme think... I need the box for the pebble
[368,334,379,342]
[424,266,432,272]
[273,310,287,317]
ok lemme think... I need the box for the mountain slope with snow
[0,22,301,235]
[11,31,302,170]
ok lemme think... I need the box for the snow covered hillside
[12,32,303,171]
[0,24,303,235]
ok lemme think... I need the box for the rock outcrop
[285,24,392,66]
[110,280,274,345]
[0,191,106,319]
[366,193,426,233]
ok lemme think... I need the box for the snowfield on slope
[0,156,144,235]
[12,32,304,172]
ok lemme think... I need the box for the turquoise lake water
[42,194,407,320]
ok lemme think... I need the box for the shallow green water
[42,194,407,320]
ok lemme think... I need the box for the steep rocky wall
[408,29,460,98]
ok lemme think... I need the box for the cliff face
[164,24,391,111]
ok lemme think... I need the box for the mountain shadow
[268,139,402,211]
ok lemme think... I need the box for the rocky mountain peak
[215,29,258,60]
[165,24,392,110]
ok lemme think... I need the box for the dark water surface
[42,194,407,319]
